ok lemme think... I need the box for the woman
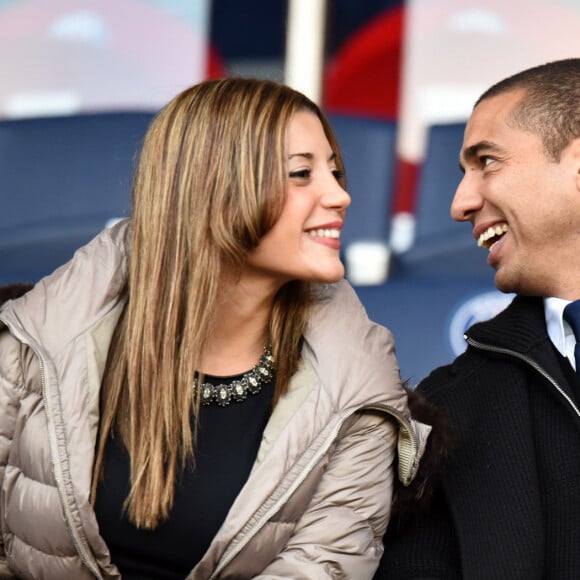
[0,78,431,579]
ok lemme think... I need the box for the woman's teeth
[307,229,340,239]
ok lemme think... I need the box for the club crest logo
[448,291,514,356]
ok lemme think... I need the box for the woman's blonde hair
[92,78,345,528]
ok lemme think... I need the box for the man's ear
[568,137,580,192]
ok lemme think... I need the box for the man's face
[451,89,580,299]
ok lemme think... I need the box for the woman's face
[244,111,351,287]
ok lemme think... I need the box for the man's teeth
[477,224,509,248]
[307,229,340,239]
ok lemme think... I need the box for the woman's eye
[289,169,311,179]
[332,169,344,181]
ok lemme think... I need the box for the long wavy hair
[92,78,345,529]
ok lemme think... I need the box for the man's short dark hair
[475,58,580,160]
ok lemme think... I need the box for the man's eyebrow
[459,140,504,171]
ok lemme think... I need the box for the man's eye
[481,156,495,167]
[289,169,311,179]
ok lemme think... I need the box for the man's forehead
[469,89,526,128]
[463,92,524,147]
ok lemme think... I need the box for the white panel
[0,0,211,118]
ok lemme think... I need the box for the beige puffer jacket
[0,222,430,579]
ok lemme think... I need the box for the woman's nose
[323,174,351,210]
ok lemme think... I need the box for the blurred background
[1,0,579,383]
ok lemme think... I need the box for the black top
[94,373,275,579]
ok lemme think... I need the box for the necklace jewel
[194,346,275,407]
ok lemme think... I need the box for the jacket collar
[465,294,580,409]
[0,220,129,356]
[466,294,548,355]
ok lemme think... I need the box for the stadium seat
[328,114,398,284]
[394,122,490,278]
[0,111,155,284]
[354,275,512,384]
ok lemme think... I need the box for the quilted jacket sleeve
[256,412,397,579]
[0,329,24,579]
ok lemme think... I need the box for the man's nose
[450,173,482,222]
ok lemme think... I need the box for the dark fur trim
[0,283,34,307]
[391,385,454,515]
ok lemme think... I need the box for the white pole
[284,0,327,104]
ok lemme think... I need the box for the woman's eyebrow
[288,152,313,160]
[287,152,337,161]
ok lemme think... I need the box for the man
[377,58,580,579]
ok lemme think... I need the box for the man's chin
[493,269,516,295]
[495,271,543,298]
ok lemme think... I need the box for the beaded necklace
[193,346,275,407]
